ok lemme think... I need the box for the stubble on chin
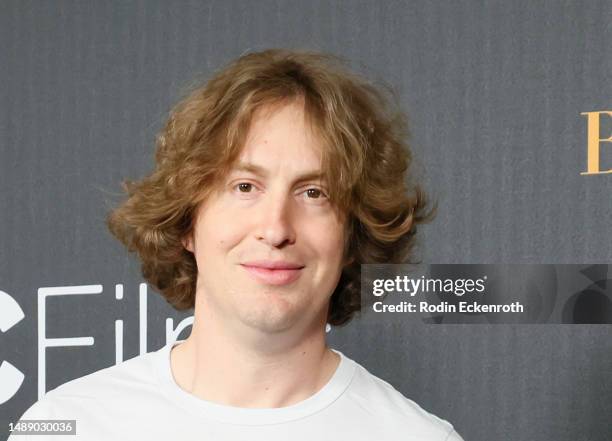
[230,286,303,334]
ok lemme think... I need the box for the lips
[240,261,305,286]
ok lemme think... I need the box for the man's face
[185,100,347,335]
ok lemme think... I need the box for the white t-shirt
[10,341,463,441]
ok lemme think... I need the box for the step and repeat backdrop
[1,1,610,440]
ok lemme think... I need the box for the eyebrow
[231,161,326,184]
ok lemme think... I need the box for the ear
[182,234,194,253]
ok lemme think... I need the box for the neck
[170,297,340,408]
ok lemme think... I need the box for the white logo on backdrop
[0,290,25,405]
[0,284,194,405]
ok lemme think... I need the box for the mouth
[240,264,304,286]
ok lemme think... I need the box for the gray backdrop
[1,1,611,440]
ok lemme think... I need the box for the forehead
[232,100,326,174]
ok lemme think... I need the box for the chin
[237,296,303,333]
[240,312,298,334]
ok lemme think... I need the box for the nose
[254,189,297,248]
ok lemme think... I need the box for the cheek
[208,228,242,254]
[195,215,246,263]
[308,221,346,263]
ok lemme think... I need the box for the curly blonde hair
[106,49,434,326]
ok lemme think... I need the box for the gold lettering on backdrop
[580,111,612,175]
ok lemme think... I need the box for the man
[11,49,463,440]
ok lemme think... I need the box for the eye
[235,182,255,193]
[304,188,328,200]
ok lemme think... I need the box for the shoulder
[18,349,161,420]
[341,354,464,441]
